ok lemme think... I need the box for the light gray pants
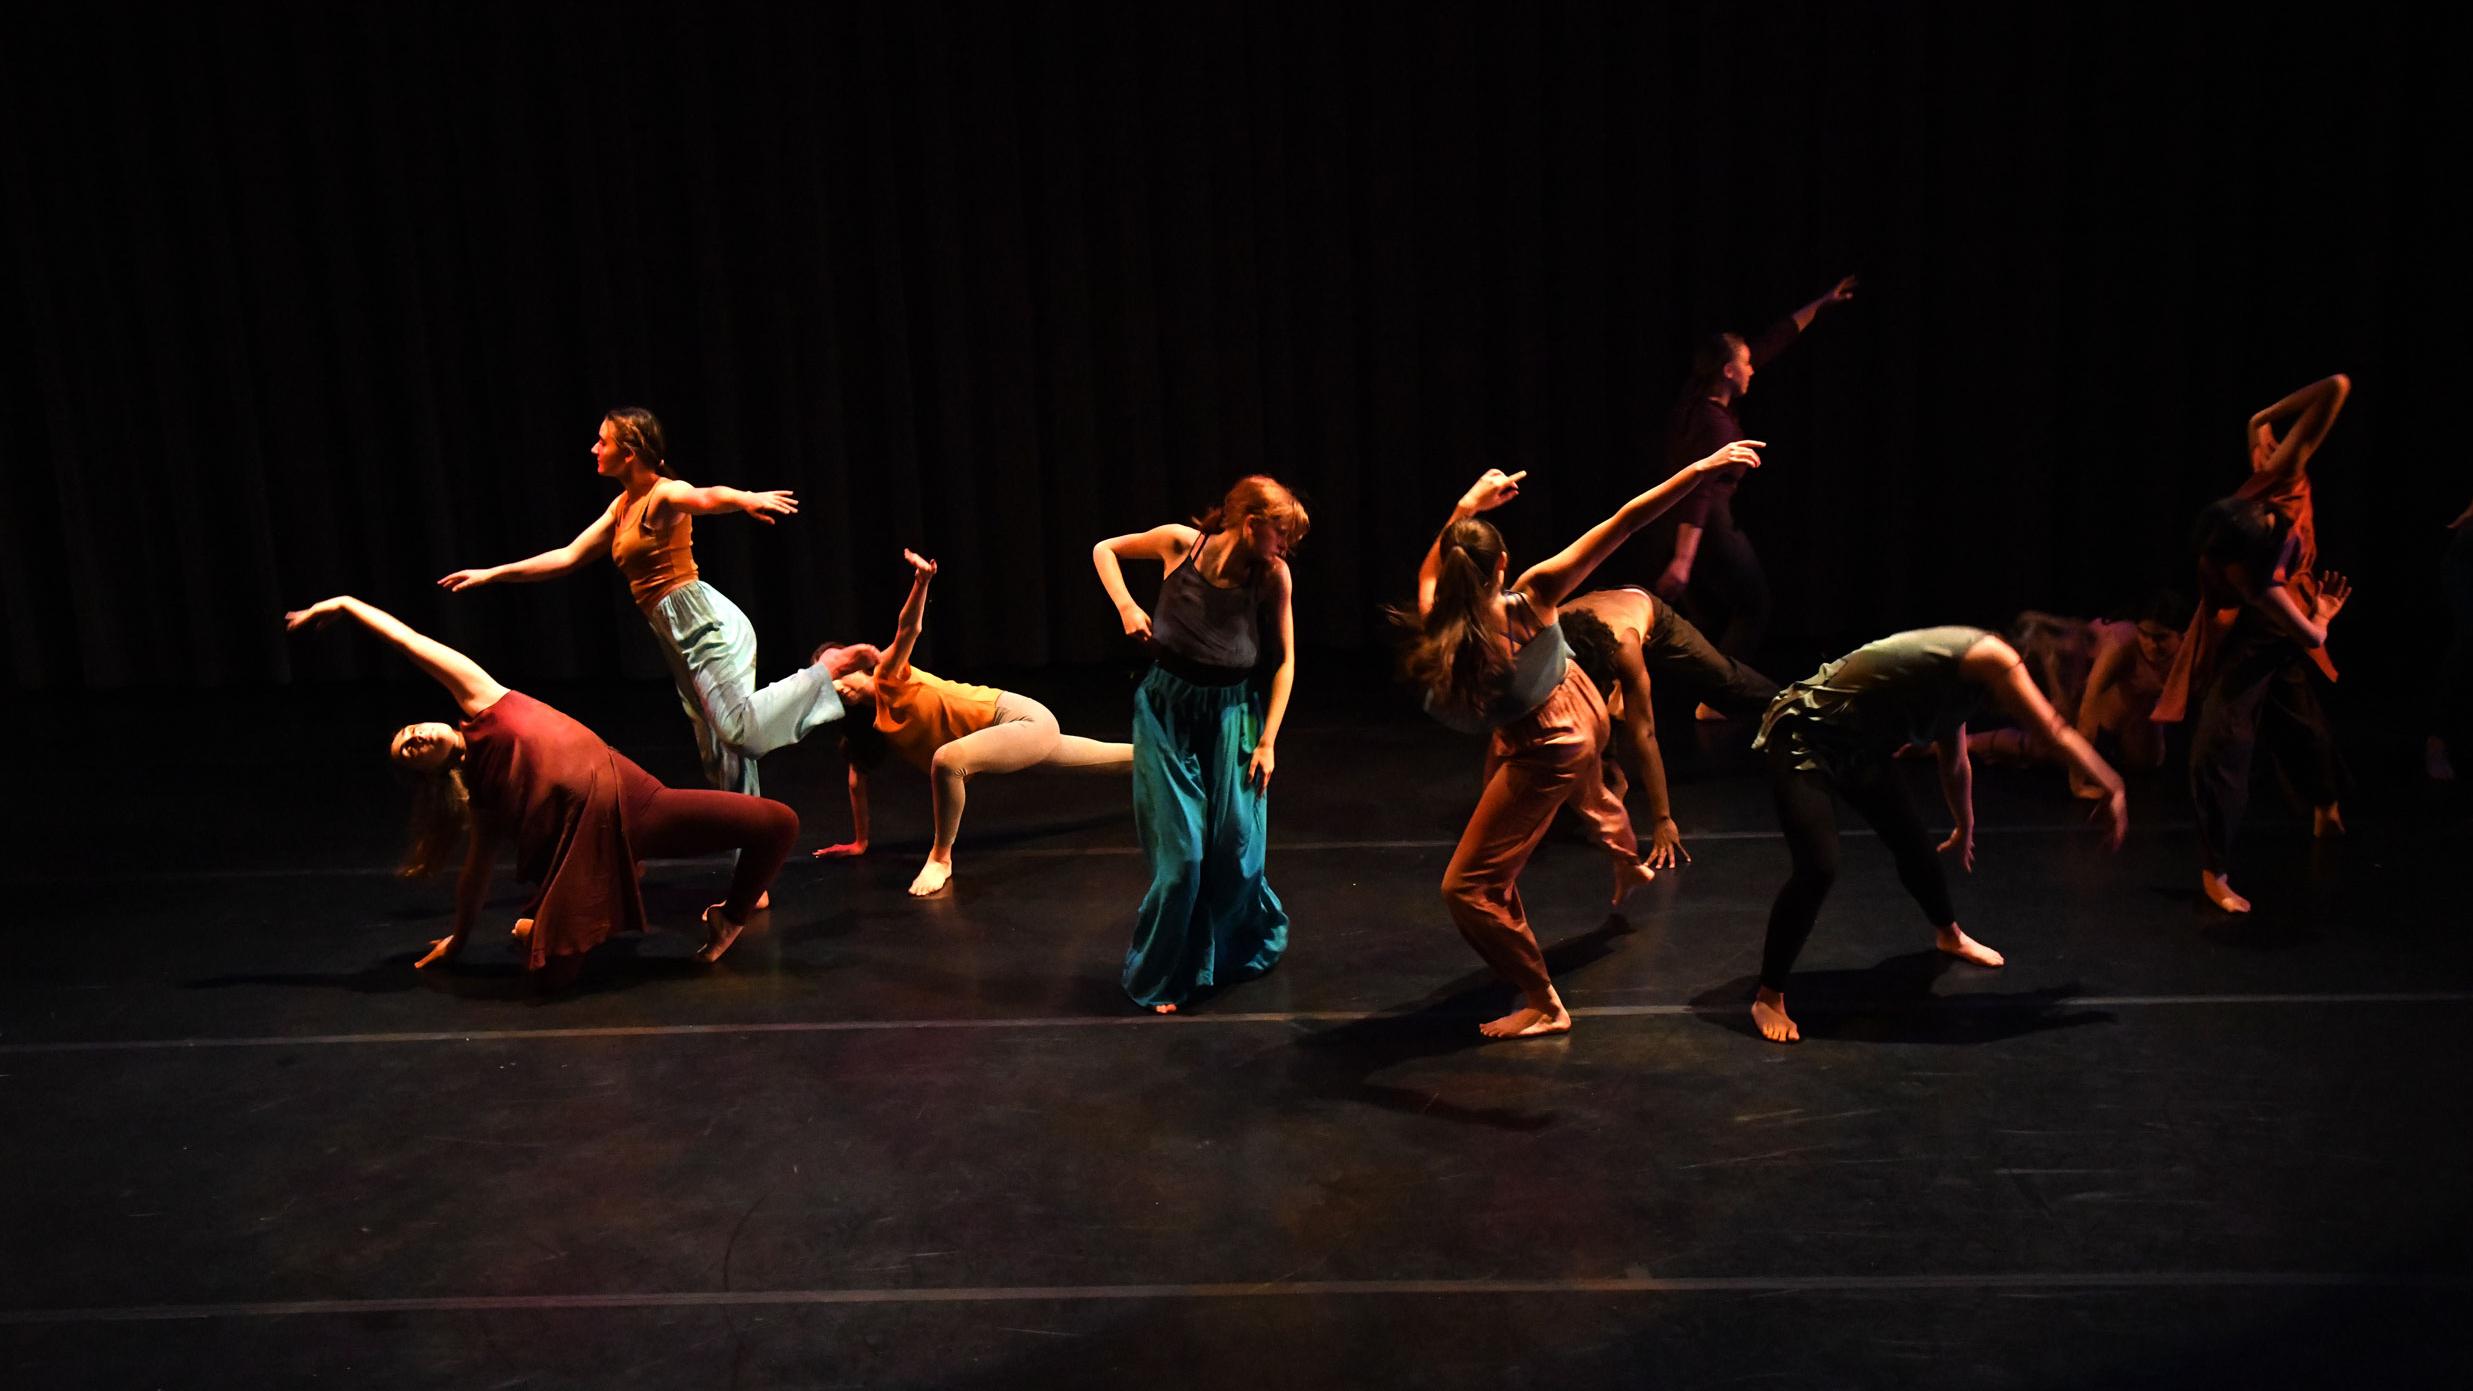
[927,692,1133,855]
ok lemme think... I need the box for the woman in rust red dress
[285,596,799,982]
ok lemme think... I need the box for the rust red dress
[459,691,647,970]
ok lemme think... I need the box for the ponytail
[1391,519,1509,711]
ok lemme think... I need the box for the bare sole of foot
[907,860,954,897]
[509,917,534,940]
[695,903,746,964]
[1694,702,1728,723]
[1934,924,2005,968]
[753,891,770,911]
[2312,803,2346,839]
[1479,1004,1572,1039]
[1751,991,1799,1044]
[1152,1002,1178,1015]
[1611,857,1656,907]
[2201,871,2251,914]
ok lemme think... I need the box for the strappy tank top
[1424,592,1572,735]
[609,488,699,614]
[873,666,1005,772]
[1151,538,1264,671]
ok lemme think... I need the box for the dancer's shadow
[1688,950,2112,1046]
[1285,915,1638,1133]
[182,926,847,1006]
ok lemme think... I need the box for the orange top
[609,488,699,613]
[2152,463,2333,724]
[874,666,1004,770]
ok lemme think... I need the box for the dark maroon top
[1662,315,1802,530]
[459,690,645,968]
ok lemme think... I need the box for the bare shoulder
[1961,632,2024,677]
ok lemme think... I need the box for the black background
[2,2,2447,703]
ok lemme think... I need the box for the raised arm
[1091,523,1200,639]
[1964,636,2128,851]
[647,476,799,525]
[878,550,938,679]
[2248,373,2350,485]
[439,494,624,591]
[1247,560,1298,792]
[1787,273,1859,336]
[284,596,508,715]
[1418,471,1526,616]
[1514,444,1763,609]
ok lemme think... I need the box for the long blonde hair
[1392,517,1509,711]
[396,762,472,878]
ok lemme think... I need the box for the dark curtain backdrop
[1,2,2446,698]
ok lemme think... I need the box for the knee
[1440,864,1489,913]
[930,747,969,783]
[760,799,799,842]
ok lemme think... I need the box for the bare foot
[2429,737,2457,783]
[1934,924,2005,968]
[907,859,953,897]
[753,890,771,911]
[509,917,534,940]
[1152,1002,1178,1015]
[695,903,747,964]
[1751,987,1799,1044]
[1479,989,1571,1039]
[1693,702,1727,723]
[2312,802,2346,839]
[2201,870,2251,914]
[1611,856,1656,907]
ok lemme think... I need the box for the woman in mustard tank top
[437,408,857,801]
[819,550,1133,897]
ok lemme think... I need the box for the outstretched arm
[1788,273,1860,335]
[878,550,938,678]
[1964,636,2128,851]
[439,495,623,591]
[2248,373,2350,485]
[1514,443,1764,609]
[285,596,507,715]
[647,476,798,525]
[1418,470,1526,616]
[1247,560,1298,792]
[1091,523,1199,640]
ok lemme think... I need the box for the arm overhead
[284,596,508,716]
[1514,443,1764,609]
[1418,470,1525,617]
[879,550,939,679]
[438,494,624,591]
[2248,373,2350,485]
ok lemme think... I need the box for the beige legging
[927,692,1133,857]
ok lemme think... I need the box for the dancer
[1650,273,1858,706]
[1557,585,1781,868]
[1965,597,2183,798]
[1091,476,1306,1013]
[283,596,799,981]
[438,408,848,798]
[1401,445,1763,1040]
[814,550,1134,896]
[1749,627,2129,1044]
[2153,374,2351,912]
[2429,497,2473,782]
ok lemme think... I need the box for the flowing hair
[1194,475,1311,546]
[604,406,676,479]
[396,762,472,879]
[1390,518,1510,712]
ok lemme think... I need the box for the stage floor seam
[5,991,2464,1055]
[3,1269,2463,1326]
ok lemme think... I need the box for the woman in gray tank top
[1396,441,1767,1040]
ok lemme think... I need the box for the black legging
[1680,510,1771,664]
[1761,740,1958,992]
[1643,599,1779,718]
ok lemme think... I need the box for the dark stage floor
[4,669,2469,1389]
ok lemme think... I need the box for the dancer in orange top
[819,550,1132,897]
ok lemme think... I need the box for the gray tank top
[1425,593,1572,735]
[1151,540,1263,670]
[1754,625,1993,770]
